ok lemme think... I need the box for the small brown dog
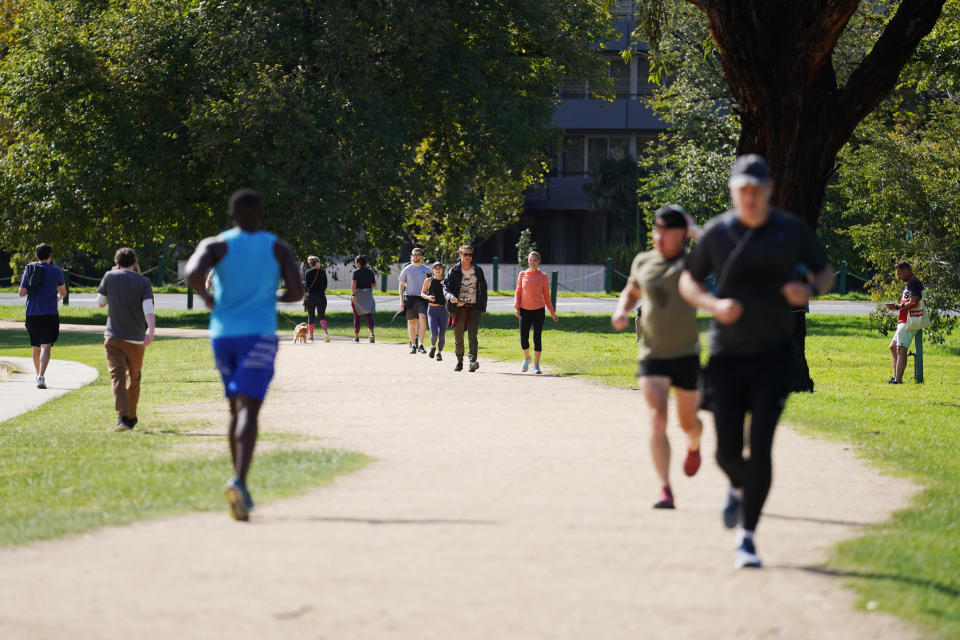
[293,323,309,343]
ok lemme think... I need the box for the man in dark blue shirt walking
[18,243,66,389]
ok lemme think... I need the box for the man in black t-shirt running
[679,155,834,569]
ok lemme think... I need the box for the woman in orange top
[514,251,558,373]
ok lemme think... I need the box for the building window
[557,133,655,177]
[561,136,585,176]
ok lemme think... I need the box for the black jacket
[442,262,487,312]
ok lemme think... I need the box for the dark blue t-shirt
[20,262,64,316]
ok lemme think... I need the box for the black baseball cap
[431,261,443,268]
[728,154,771,189]
[653,205,688,230]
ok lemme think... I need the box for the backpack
[23,262,44,295]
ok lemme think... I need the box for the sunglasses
[461,252,473,257]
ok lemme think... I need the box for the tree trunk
[691,0,948,391]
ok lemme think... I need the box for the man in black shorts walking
[612,206,703,510]
[679,155,834,568]
[18,243,66,389]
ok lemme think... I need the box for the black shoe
[887,378,902,384]
[369,335,375,343]
[114,416,134,432]
[722,487,743,529]
[353,336,360,343]
[410,344,417,354]
[469,360,480,372]
[435,352,442,362]
[418,344,427,354]
[223,478,252,522]
[454,361,463,372]
[428,347,436,358]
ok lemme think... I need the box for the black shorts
[25,314,60,347]
[638,354,700,391]
[405,295,426,319]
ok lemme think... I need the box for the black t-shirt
[685,208,829,356]
[352,267,376,289]
[304,268,327,297]
[426,278,445,304]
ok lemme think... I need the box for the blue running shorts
[212,334,278,400]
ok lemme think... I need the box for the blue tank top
[210,228,280,338]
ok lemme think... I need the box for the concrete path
[0,356,98,423]
[0,292,878,315]
[0,336,917,639]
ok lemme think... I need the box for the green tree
[516,227,537,265]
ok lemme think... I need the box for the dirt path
[0,337,917,639]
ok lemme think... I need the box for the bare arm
[679,270,743,325]
[57,284,67,301]
[185,237,227,309]
[273,240,304,303]
[611,282,641,330]
[782,263,835,307]
[421,277,434,300]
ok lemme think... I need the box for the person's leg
[38,344,52,377]
[306,301,316,338]
[889,339,899,379]
[709,359,748,488]
[453,310,467,362]
[232,395,263,484]
[366,313,375,335]
[467,309,482,364]
[674,388,703,452]
[124,342,146,421]
[437,308,448,352]
[519,308,532,362]
[351,301,361,337]
[895,345,909,382]
[318,297,329,335]
[227,396,239,469]
[32,345,40,376]
[104,339,130,422]
[640,376,672,493]
[532,307,545,366]
[418,312,428,345]
[407,316,418,346]
[428,307,440,347]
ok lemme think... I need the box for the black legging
[305,295,327,324]
[519,307,546,351]
[707,347,792,532]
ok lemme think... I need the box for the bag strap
[305,269,321,294]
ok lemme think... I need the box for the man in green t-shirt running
[611,205,703,510]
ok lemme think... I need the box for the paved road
[0,293,877,316]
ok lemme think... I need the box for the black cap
[728,154,771,188]
[431,261,443,268]
[653,205,688,230]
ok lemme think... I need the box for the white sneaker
[734,537,762,569]
[36,375,46,389]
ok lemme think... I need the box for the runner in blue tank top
[186,189,303,521]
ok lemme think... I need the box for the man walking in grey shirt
[97,248,156,431]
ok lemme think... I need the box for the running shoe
[534,364,542,374]
[224,478,252,522]
[324,334,330,342]
[418,345,427,354]
[653,485,675,509]
[683,447,701,477]
[469,360,480,372]
[521,358,530,372]
[887,378,902,384]
[353,336,360,343]
[36,375,46,389]
[734,537,762,569]
[454,361,463,372]
[435,352,442,362]
[369,335,376,343]
[722,487,743,529]
[429,347,436,359]
[114,416,134,432]
[410,344,417,354]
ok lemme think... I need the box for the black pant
[519,307,545,351]
[304,295,327,324]
[707,347,792,532]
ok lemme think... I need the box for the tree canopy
[0,0,614,267]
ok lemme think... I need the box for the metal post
[550,271,558,312]
[914,331,924,383]
[839,260,847,295]
[492,256,499,292]
[187,284,193,310]
[381,272,387,293]
[157,254,166,287]
[604,257,613,294]
[63,270,70,306]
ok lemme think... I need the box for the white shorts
[893,323,916,348]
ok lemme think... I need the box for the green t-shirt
[629,250,700,360]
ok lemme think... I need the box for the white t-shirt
[459,267,477,305]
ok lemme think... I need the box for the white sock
[736,527,755,546]
[730,486,744,499]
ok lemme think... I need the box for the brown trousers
[104,338,146,419]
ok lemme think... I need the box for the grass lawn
[0,329,369,546]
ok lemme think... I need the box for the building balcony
[525,177,591,211]
[552,98,667,131]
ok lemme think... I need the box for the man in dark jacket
[442,244,487,372]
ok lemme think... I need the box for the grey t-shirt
[97,269,155,342]
[399,262,432,298]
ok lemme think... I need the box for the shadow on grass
[0,328,107,350]
[774,565,960,600]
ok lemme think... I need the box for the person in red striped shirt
[514,251,558,374]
